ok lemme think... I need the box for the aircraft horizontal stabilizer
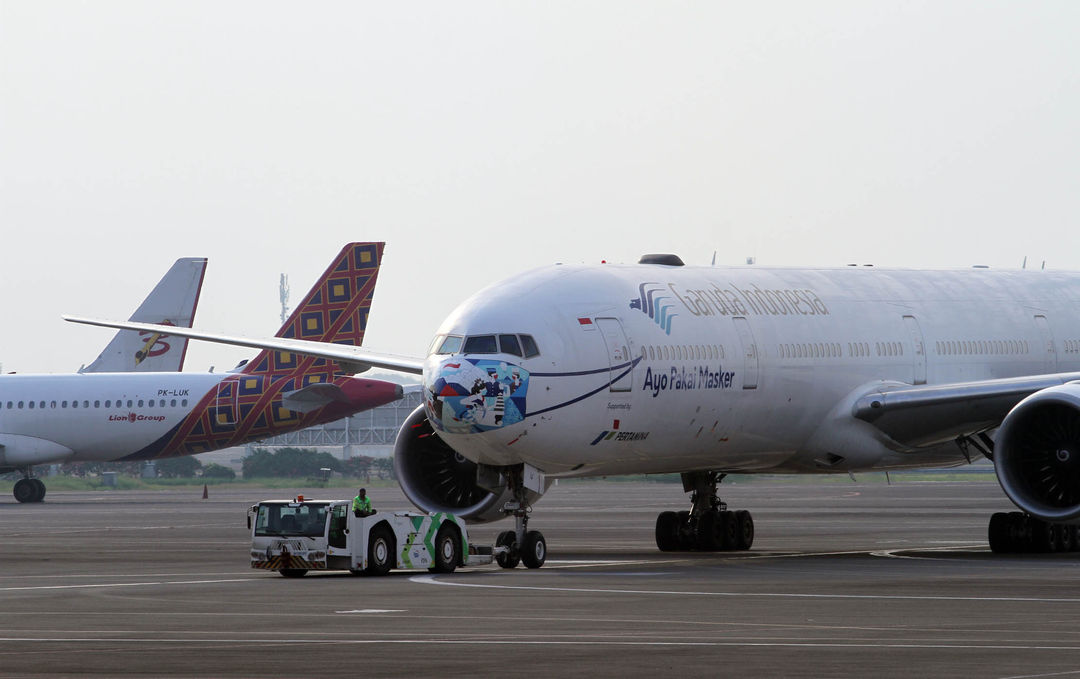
[281,383,353,414]
[62,316,425,375]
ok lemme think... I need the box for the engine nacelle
[996,384,1080,523]
[393,405,545,523]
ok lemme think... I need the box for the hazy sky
[2,1,1079,374]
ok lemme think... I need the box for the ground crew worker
[352,488,374,517]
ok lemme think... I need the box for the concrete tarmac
[2,479,1079,678]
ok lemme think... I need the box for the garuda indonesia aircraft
[69,252,1080,564]
[2,243,402,503]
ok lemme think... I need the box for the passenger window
[463,335,498,353]
[94,400,100,408]
[435,335,463,355]
[520,335,540,358]
[171,399,177,407]
[28,401,35,409]
[498,334,522,357]
[148,400,154,408]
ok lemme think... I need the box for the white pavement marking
[871,545,987,560]
[409,574,1080,604]
[0,637,1079,651]
[0,578,258,592]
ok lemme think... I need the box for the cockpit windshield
[254,502,328,537]
[433,335,464,355]
[429,333,540,358]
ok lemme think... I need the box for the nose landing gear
[495,466,546,569]
[655,472,754,552]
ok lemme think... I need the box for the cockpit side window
[463,335,498,353]
[520,334,540,358]
[498,334,522,357]
[434,335,464,355]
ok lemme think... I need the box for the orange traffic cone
[202,484,208,499]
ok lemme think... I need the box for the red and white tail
[241,242,385,377]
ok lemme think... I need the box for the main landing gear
[13,468,46,503]
[494,466,546,569]
[989,511,1080,553]
[655,471,754,552]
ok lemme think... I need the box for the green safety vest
[352,496,372,512]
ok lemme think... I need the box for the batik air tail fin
[80,257,208,373]
[240,242,385,378]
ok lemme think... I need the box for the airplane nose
[423,356,531,434]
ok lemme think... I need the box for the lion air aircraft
[80,256,207,373]
[1,243,402,503]
[69,252,1080,564]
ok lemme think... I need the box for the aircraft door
[213,379,238,427]
[1034,315,1058,373]
[902,315,927,385]
[595,317,633,392]
[732,317,758,390]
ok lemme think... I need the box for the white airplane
[1,243,402,503]
[81,257,207,373]
[68,253,1080,564]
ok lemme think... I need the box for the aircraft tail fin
[81,257,207,373]
[241,242,385,376]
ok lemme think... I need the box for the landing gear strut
[655,471,753,552]
[495,465,546,569]
[13,468,46,503]
[988,511,1080,553]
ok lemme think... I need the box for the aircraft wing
[63,316,425,375]
[852,373,1080,447]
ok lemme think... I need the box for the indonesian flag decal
[578,317,596,331]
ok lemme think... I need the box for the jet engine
[393,405,544,523]
[995,384,1080,524]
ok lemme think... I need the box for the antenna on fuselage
[1022,256,1027,269]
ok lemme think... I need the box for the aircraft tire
[1031,518,1055,553]
[677,510,693,549]
[366,525,395,575]
[695,510,722,551]
[734,510,754,551]
[988,512,1012,553]
[495,530,519,568]
[430,525,460,573]
[1060,524,1075,552]
[1007,512,1031,552]
[31,479,45,502]
[655,511,681,551]
[521,530,546,569]
[13,479,37,503]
